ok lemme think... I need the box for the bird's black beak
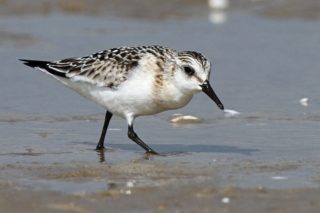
[201,80,224,110]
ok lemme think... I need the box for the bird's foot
[146,149,158,155]
[95,145,105,151]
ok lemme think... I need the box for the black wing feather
[19,59,67,78]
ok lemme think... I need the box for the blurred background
[1,1,320,212]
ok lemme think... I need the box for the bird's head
[175,51,224,110]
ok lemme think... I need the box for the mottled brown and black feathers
[21,45,176,89]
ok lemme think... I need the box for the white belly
[55,69,194,119]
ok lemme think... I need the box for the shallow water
[1,8,320,198]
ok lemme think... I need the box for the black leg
[96,111,113,150]
[127,125,158,154]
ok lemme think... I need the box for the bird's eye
[183,66,195,76]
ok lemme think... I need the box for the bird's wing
[21,46,176,89]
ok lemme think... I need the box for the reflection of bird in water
[97,149,106,163]
[96,149,158,163]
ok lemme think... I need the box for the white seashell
[169,115,203,124]
[221,197,230,203]
[272,176,288,180]
[126,180,135,188]
[299,97,309,107]
[223,109,240,118]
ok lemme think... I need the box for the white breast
[51,54,195,120]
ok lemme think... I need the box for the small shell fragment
[126,180,135,188]
[120,189,132,195]
[169,114,203,124]
[299,97,309,107]
[271,176,288,180]
[221,197,230,204]
[223,109,240,118]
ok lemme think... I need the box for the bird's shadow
[109,143,258,155]
[92,143,259,162]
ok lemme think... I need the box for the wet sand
[0,151,320,212]
[1,180,320,213]
[1,155,320,212]
[1,0,320,212]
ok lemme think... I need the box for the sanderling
[20,45,224,154]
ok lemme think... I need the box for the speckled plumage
[20,45,223,154]
[44,45,177,89]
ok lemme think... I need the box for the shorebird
[20,45,224,154]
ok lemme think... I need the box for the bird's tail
[19,59,50,69]
[19,59,67,78]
